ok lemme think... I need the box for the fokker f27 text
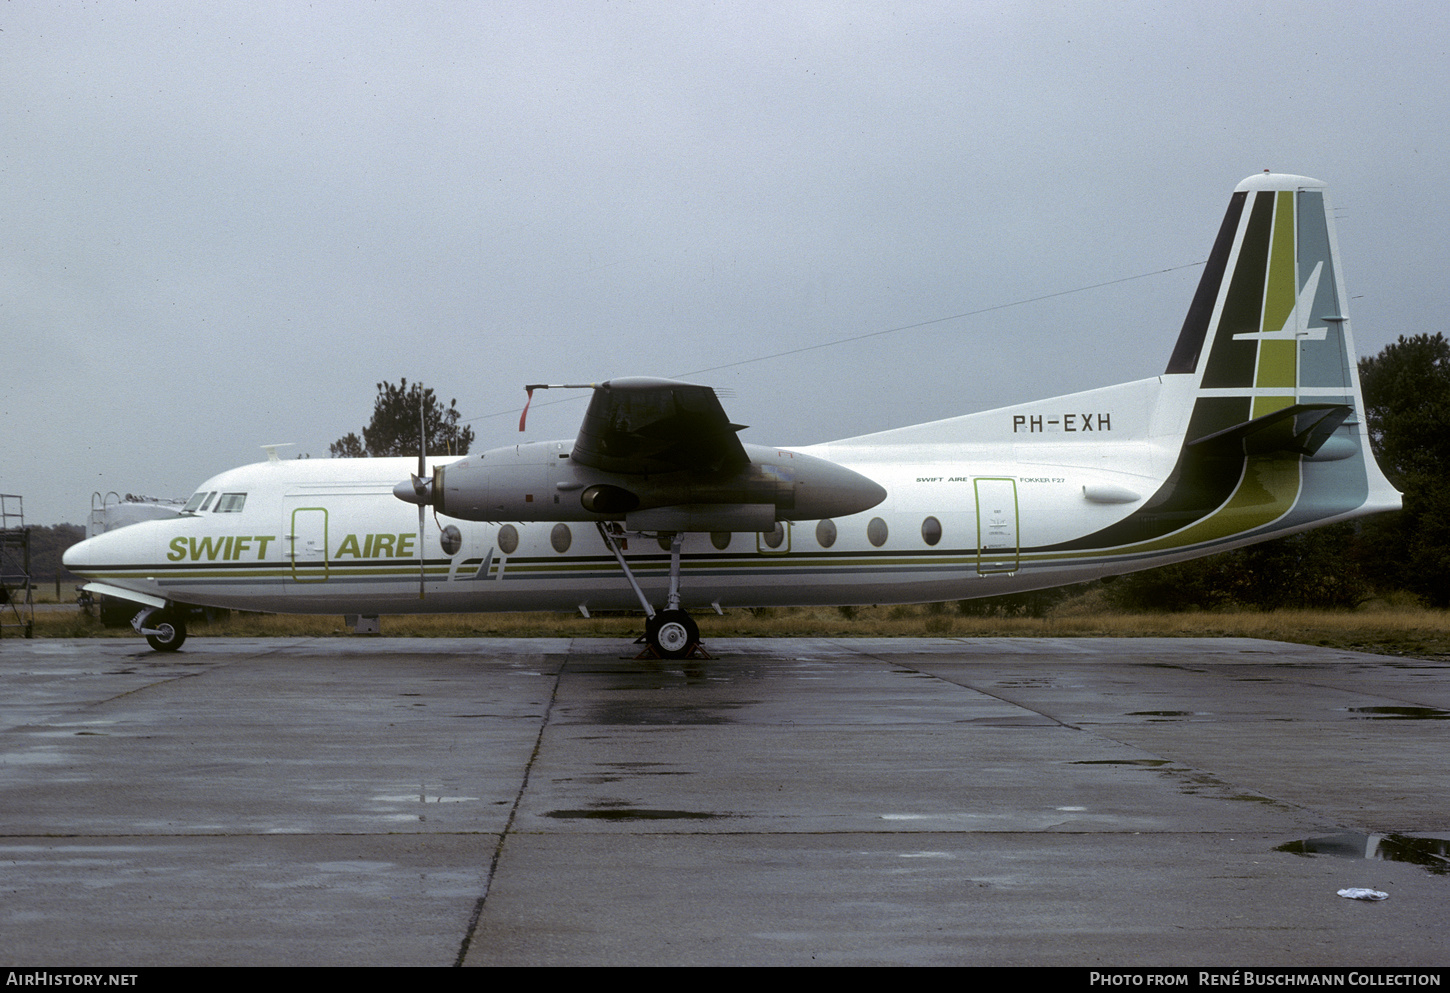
[65,174,1401,657]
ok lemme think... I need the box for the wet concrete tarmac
[0,636,1446,966]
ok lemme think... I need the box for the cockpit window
[197,492,217,512]
[182,491,211,513]
[214,493,247,513]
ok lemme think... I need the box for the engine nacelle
[405,441,885,529]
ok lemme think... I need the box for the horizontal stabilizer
[1188,403,1353,458]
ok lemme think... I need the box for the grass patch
[22,598,1450,658]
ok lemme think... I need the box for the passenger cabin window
[214,493,247,513]
[816,519,837,549]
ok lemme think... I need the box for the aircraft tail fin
[1146,173,1400,546]
[1036,175,1398,562]
[1167,173,1360,400]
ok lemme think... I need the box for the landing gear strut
[596,523,704,660]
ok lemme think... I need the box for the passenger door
[287,504,329,582]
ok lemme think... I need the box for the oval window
[921,516,942,546]
[711,532,731,550]
[550,523,572,553]
[867,517,888,547]
[497,524,519,555]
[762,522,785,549]
[816,519,837,548]
[439,525,462,556]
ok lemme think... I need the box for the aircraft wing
[570,378,750,475]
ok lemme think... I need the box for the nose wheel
[135,607,187,652]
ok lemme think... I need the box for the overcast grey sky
[4,1,1446,525]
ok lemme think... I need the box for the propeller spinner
[393,473,433,507]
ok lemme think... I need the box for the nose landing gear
[135,606,187,652]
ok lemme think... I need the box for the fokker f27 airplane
[64,173,1401,656]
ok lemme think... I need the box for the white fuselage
[65,373,1390,617]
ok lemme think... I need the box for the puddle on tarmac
[1342,706,1450,720]
[1276,832,1450,875]
[1071,758,1281,804]
[544,807,723,821]
[579,701,747,725]
[556,761,693,785]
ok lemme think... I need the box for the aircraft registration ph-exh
[64,173,1401,657]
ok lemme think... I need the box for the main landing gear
[647,609,700,658]
[596,523,707,660]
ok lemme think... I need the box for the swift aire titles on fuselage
[64,173,1401,657]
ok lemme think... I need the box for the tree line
[329,379,475,458]
[8,523,85,587]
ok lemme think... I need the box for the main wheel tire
[145,612,187,652]
[646,609,698,660]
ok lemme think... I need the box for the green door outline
[975,478,1019,574]
[290,507,329,582]
[757,521,791,554]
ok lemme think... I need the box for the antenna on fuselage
[260,443,295,464]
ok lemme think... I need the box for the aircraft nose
[60,524,160,580]
[62,537,90,573]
